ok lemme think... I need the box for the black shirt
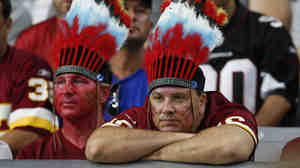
[200,0,299,126]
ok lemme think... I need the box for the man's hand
[0,130,41,158]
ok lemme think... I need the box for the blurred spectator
[200,0,299,126]
[8,0,54,45]
[290,0,300,58]
[16,0,129,159]
[248,0,300,124]
[7,1,31,45]
[0,0,56,159]
[104,0,153,121]
[14,0,72,67]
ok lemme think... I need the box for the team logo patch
[191,81,198,89]
[97,74,104,82]
[37,69,51,78]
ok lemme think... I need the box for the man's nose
[128,9,136,21]
[62,81,75,95]
[161,100,175,114]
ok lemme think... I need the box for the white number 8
[28,78,49,102]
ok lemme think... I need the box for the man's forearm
[255,95,291,126]
[0,130,41,157]
[85,127,194,163]
[145,125,255,165]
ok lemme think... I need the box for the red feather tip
[144,24,209,83]
[160,0,172,13]
[203,0,228,26]
[103,0,131,28]
[52,16,117,72]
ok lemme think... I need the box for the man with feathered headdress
[16,0,130,159]
[86,0,258,164]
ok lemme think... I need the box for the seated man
[85,0,258,165]
[16,0,130,159]
[0,0,56,159]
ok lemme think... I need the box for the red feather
[53,16,117,74]
[144,24,209,84]
[160,0,171,13]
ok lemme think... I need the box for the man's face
[54,73,98,120]
[150,86,206,133]
[53,0,72,17]
[125,0,153,42]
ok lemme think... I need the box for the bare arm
[85,127,194,163]
[255,95,291,126]
[249,0,291,30]
[144,125,255,165]
[0,130,41,157]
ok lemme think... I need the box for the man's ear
[191,91,207,132]
[199,93,207,106]
[97,83,111,104]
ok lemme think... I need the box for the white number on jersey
[200,59,257,113]
[28,78,49,102]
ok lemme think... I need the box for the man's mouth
[129,26,139,33]
[64,0,72,3]
[160,119,178,124]
[60,101,76,106]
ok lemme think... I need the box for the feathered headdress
[52,0,130,83]
[144,0,228,92]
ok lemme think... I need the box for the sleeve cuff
[8,107,59,133]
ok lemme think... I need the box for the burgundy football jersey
[103,91,258,145]
[0,46,55,135]
[16,130,86,159]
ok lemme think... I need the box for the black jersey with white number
[200,0,299,126]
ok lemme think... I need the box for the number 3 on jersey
[200,59,257,113]
[28,78,49,102]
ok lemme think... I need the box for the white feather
[65,0,128,50]
[151,1,223,52]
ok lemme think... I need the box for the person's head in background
[53,0,73,18]
[0,0,12,57]
[124,0,153,50]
